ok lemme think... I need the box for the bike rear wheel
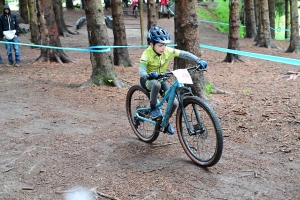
[126,85,160,143]
[176,96,223,167]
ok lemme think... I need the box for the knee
[152,80,161,90]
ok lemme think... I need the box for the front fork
[177,88,205,136]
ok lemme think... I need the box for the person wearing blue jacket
[0,5,21,67]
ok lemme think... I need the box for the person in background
[132,0,139,18]
[138,26,207,135]
[160,0,169,13]
[0,4,21,67]
[104,0,108,11]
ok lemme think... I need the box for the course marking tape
[0,41,110,53]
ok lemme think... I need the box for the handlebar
[157,65,206,80]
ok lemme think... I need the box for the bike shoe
[150,108,162,119]
[164,123,175,135]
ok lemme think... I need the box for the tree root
[35,50,74,64]
[62,30,78,37]
[79,79,93,89]
[112,77,125,88]
[79,77,125,89]
[211,86,234,95]
[223,54,247,63]
[278,71,299,81]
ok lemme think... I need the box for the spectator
[122,0,129,7]
[104,0,108,11]
[0,4,21,67]
[132,0,139,17]
[160,0,169,13]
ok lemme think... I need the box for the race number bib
[172,69,193,84]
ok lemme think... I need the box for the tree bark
[66,0,74,9]
[268,0,275,39]
[0,3,3,13]
[83,0,123,88]
[253,0,259,27]
[19,0,29,24]
[174,0,206,98]
[147,0,158,33]
[81,0,85,9]
[52,0,77,37]
[284,0,290,40]
[36,0,73,63]
[111,0,134,67]
[255,0,276,48]
[244,0,256,38]
[286,0,300,53]
[224,0,244,63]
[28,0,40,45]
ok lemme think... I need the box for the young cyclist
[139,26,207,135]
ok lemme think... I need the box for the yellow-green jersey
[139,46,181,77]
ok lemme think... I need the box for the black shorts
[140,77,170,97]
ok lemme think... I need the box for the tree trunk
[66,0,74,9]
[255,0,276,48]
[111,0,134,67]
[253,0,259,27]
[83,0,123,88]
[36,0,73,63]
[52,0,77,37]
[0,4,3,13]
[81,0,85,9]
[244,0,256,38]
[224,0,244,63]
[147,0,158,33]
[174,0,206,98]
[268,0,275,39]
[285,0,291,39]
[28,0,40,45]
[286,0,300,53]
[19,0,29,24]
[239,1,244,25]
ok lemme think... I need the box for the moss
[204,82,214,98]
[92,74,115,86]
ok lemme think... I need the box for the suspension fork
[177,88,203,136]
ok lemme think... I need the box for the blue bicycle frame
[134,78,185,128]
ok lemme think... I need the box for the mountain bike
[126,65,223,167]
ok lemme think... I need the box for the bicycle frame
[135,76,202,134]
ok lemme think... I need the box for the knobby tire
[126,85,160,143]
[176,96,223,167]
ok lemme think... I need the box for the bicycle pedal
[152,117,162,121]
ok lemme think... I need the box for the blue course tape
[199,20,291,32]
[0,41,110,53]
[90,45,149,49]
[89,44,177,49]
[1,40,298,66]
[200,44,300,66]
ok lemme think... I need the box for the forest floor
[0,5,299,200]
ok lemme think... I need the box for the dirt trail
[0,7,299,200]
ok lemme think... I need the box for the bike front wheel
[126,85,160,143]
[176,96,223,167]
